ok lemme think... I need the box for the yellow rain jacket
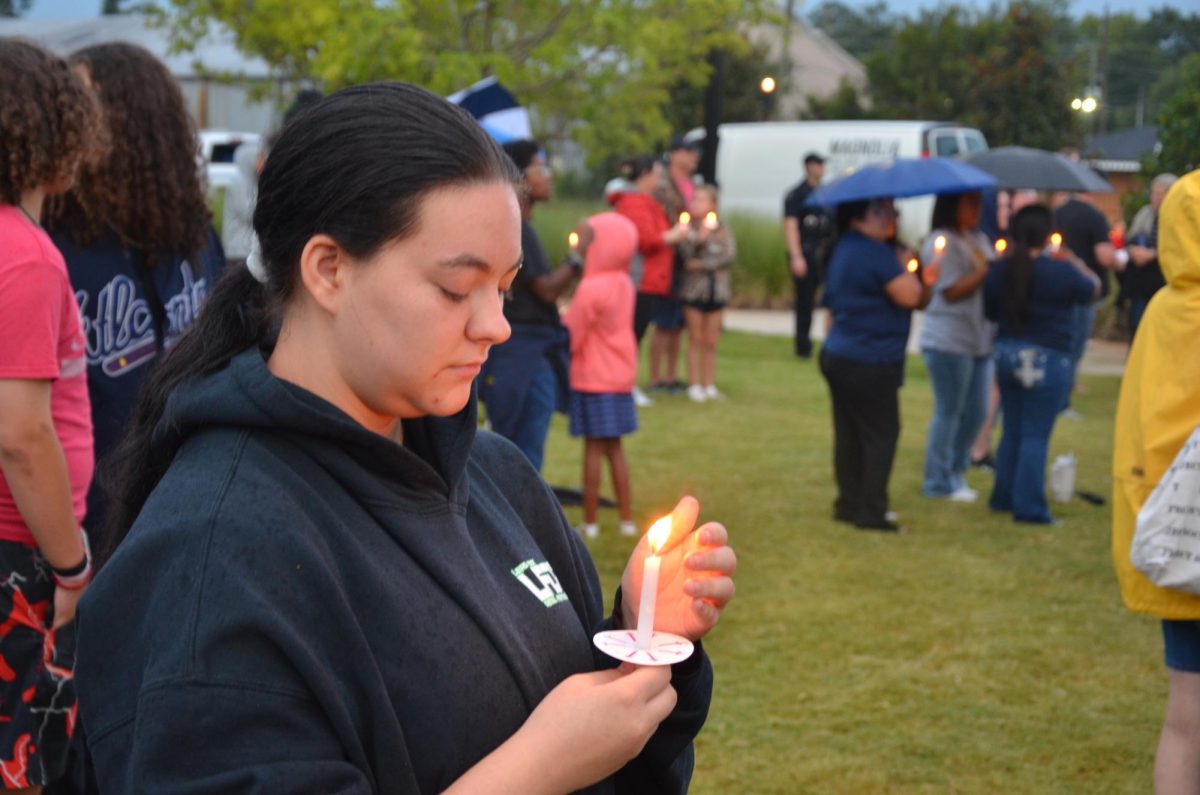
[1112,169,1200,618]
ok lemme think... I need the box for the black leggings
[819,350,903,526]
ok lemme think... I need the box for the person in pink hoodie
[563,212,641,540]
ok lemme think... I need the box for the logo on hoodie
[511,559,568,608]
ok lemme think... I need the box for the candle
[635,515,673,650]
[568,231,579,250]
[679,211,691,226]
[1049,232,1063,253]
[906,257,919,273]
[704,211,719,230]
[932,234,947,263]
[994,238,1008,255]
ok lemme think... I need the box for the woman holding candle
[678,186,736,403]
[73,83,736,794]
[819,197,931,532]
[982,204,1099,524]
[917,191,994,503]
[611,156,690,400]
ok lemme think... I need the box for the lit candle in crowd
[679,211,691,226]
[704,211,719,230]
[635,515,674,650]
[932,234,948,263]
[994,238,1008,255]
[1049,232,1063,254]
[568,231,579,251]
[906,257,919,273]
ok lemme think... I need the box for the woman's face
[855,199,898,242]
[637,162,662,193]
[956,192,983,230]
[329,181,521,426]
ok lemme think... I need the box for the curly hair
[0,38,100,206]
[46,42,209,266]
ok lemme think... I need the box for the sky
[21,0,1193,18]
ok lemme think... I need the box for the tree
[102,0,126,13]
[806,1,897,61]
[661,35,775,133]
[1148,53,1200,175]
[803,78,870,120]
[154,0,771,165]
[0,0,33,16]
[967,3,1077,149]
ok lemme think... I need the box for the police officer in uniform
[783,153,835,358]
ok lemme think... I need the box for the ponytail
[1004,204,1054,333]
[96,265,270,566]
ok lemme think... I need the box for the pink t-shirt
[674,175,695,208]
[0,205,94,546]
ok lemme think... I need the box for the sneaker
[704,385,725,400]
[1060,408,1084,421]
[885,511,899,523]
[947,486,978,503]
[648,381,671,394]
[632,387,654,407]
[577,523,599,539]
[687,384,707,403]
[619,521,638,537]
[669,379,689,394]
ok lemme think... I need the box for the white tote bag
[1131,426,1200,595]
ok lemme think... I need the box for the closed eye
[440,287,467,304]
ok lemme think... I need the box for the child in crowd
[678,185,736,402]
[563,213,642,539]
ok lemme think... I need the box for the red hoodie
[612,191,675,297]
[563,213,639,393]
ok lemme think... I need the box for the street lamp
[759,75,777,121]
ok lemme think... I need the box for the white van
[686,121,988,244]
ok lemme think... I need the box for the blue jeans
[989,340,1073,523]
[1064,300,1097,410]
[921,350,991,496]
[510,358,558,472]
[1129,295,1151,340]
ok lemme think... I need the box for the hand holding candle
[703,211,719,231]
[932,234,948,264]
[619,496,736,643]
[994,238,1008,256]
[679,211,691,227]
[568,231,579,251]
[1048,232,1063,255]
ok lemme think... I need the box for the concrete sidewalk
[724,308,1128,377]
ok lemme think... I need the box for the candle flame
[1050,232,1063,247]
[647,515,673,554]
[568,231,579,248]
[995,238,1008,254]
[934,235,947,252]
[704,211,718,229]
[679,211,691,225]
[906,258,919,273]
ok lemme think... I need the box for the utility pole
[700,50,725,186]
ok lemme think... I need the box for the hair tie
[245,236,269,284]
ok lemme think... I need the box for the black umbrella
[966,146,1114,193]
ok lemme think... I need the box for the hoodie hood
[1158,170,1200,291]
[582,212,637,278]
[152,347,477,507]
[604,177,636,206]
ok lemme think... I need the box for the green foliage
[156,0,770,165]
[542,331,1158,794]
[1149,53,1200,175]
[806,1,898,61]
[662,36,777,132]
[803,78,870,121]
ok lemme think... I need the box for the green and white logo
[512,559,569,608]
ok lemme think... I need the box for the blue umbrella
[805,158,998,206]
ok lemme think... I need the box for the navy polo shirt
[821,231,911,363]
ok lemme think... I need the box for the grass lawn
[540,331,1161,794]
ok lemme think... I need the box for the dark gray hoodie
[76,348,711,793]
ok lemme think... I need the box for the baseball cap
[668,134,700,152]
[804,152,826,165]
